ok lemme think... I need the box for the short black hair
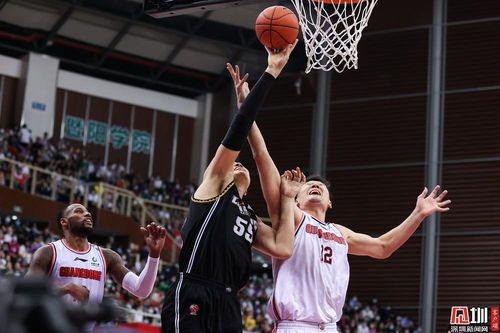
[56,204,95,232]
[56,205,71,232]
[306,175,333,201]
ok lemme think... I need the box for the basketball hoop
[290,0,378,73]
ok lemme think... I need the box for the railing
[119,306,161,327]
[0,157,183,263]
[1,157,79,202]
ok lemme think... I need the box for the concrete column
[420,0,447,331]
[16,52,60,139]
[190,93,213,184]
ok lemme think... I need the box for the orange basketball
[255,6,299,50]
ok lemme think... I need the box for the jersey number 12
[320,245,333,264]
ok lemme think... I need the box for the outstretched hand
[280,167,306,199]
[265,39,299,78]
[415,185,451,217]
[226,63,250,109]
[140,222,167,258]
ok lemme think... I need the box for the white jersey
[49,239,106,305]
[268,212,350,325]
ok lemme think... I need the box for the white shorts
[276,321,338,333]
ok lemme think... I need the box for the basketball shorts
[161,273,242,333]
[275,321,338,333]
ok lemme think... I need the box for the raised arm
[227,59,302,226]
[337,186,451,259]
[105,222,166,299]
[253,167,305,259]
[195,42,297,200]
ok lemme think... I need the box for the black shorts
[161,273,242,333]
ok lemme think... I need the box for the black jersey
[178,182,258,290]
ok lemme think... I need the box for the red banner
[491,307,500,332]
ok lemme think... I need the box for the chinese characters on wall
[64,116,151,154]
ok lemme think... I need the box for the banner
[64,116,152,154]
[64,116,85,141]
[87,120,107,145]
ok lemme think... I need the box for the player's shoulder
[30,244,54,266]
[34,243,53,256]
[192,179,235,204]
[332,223,353,240]
[100,247,121,263]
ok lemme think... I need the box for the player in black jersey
[161,41,300,333]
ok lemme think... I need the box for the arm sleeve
[221,71,275,151]
[121,256,159,298]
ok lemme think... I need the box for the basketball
[255,6,299,50]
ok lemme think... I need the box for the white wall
[0,53,198,118]
[20,53,60,139]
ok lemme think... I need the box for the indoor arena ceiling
[0,0,305,97]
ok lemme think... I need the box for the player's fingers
[295,167,301,180]
[241,73,249,84]
[438,200,451,207]
[430,185,440,198]
[152,222,160,232]
[419,187,428,198]
[155,225,162,235]
[438,207,450,212]
[300,172,306,183]
[226,63,236,78]
[140,227,149,238]
[436,190,448,201]
[236,65,243,81]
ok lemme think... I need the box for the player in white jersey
[227,65,451,332]
[26,203,167,329]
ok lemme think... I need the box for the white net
[290,0,378,73]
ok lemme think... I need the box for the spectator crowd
[0,125,195,232]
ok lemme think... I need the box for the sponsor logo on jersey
[74,257,88,262]
[189,304,199,316]
[231,196,253,217]
[305,224,346,245]
[90,256,100,267]
[59,266,102,281]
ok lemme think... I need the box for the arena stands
[0,125,193,233]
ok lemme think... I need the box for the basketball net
[290,0,378,73]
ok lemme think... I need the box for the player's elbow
[131,286,153,299]
[377,244,393,259]
[273,247,293,260]
[370,240,393,259]
[374,251,392,259]
[135,290,152,299]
